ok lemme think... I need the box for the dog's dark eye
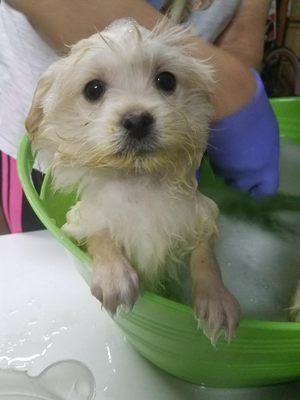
[155,71,176,93]
[83,79,106,102]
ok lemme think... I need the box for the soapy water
[168,140,300,321]
[217,212,300,320]
[0,360,95,400]
[168,213,300,321]
[217,140,300,320]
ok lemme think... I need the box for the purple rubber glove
[207,70,280,197]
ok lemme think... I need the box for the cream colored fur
[63,172,218,288]
[26,19,240,342]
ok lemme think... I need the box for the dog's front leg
[191,239,241,344]
[289,280,300,322]
[87,231,140,315]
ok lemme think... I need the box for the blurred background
[262,0,300,97]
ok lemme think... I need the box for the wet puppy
[26,19,240,342]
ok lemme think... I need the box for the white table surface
[0,231,299,400]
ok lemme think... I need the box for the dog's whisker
[96,31,118,53]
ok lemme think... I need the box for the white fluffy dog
[26,19,240,342]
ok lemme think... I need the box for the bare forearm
[191,41,256,119]
[7,0,255,120]
[217,0,273,70]
[7,0,160,53]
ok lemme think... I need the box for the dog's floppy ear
[25,65,57,140]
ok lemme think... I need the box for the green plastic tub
[17,97,300,388]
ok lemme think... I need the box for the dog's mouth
[119,134,161,157]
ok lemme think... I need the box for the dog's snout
[121,112,154,139]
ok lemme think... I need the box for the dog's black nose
[121,112,154,139]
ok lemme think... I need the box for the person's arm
[6,0,256,121]
[7,0,160,53]
[216,0,273,71]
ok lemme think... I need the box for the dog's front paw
[91,258,140,315]
[289,280,300,322]
[193,283,241,345]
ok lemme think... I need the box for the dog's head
[26,19,214,176]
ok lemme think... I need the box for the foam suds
[168,141,300,322]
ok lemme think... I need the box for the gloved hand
[207,70,280,197]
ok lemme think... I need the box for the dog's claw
[194,283,241,344]
[91,259,140,315]
[289,281,300,322]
